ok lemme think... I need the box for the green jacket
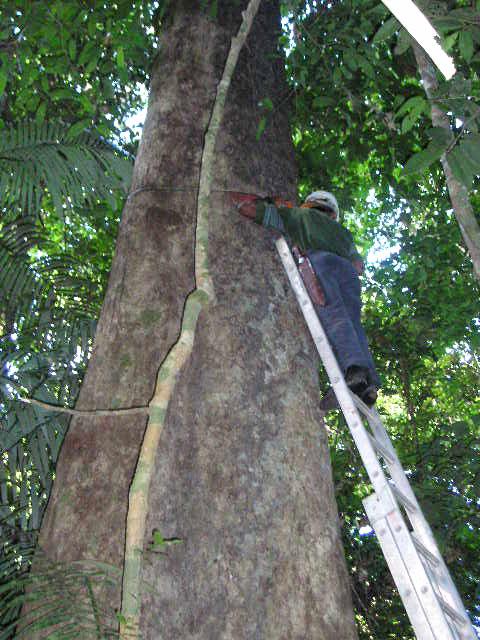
[255,201,362,262]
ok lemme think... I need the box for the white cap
[305,191,339,220]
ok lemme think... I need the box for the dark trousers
[307,250,380,388]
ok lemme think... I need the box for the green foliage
[0,88,132,640]
[372,15,399,44]
[404,139,444,174]
[0,0,157,147]
[256,97,274,140]
[0,526,120,639]
[285,0,480,635]
[0,119,130,498]
[0,204,120,535]
[0,1,149,634]
[0,121,131,219]
[448,134,480,188]
[200,0,219,19]
[0,2,144,637]
[0,0,479,637]
[0,206,120,638]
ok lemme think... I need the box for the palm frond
[0,121,132,219]
[0,118,125,638]
[0,525,120,640]
[0,222,42,323]
[0,213,106,335]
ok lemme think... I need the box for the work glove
[229,192,294,219]
[229,191,261,219]
[352,259,364,276]
[273,197,294,208]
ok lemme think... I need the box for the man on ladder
[232,190,380,410]
[232,190,476,639]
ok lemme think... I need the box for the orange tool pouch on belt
[292,246,326,306]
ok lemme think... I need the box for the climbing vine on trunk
[119,2,262,636]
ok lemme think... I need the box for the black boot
[361,385,378,407]
[345,365,369,395]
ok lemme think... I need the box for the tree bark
[414,44,480,283]
[35,2,357,638]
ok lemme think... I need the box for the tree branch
[18,396,148,417]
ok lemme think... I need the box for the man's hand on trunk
[229,192,260,219]
[352,259,364,276]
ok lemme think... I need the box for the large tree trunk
[36,2,357,638]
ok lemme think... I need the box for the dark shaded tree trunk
[37,2,357,637]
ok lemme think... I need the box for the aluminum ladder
[275,236,476,640]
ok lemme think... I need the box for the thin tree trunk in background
[35,2,358,637]
[414,44,480,283]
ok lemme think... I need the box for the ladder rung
[350,390,371,414]
[411,533,440,568]
[367,433,395,464]
[411,534,473,631]
[437,595,470,627]
[351,393,387,434]
[389,484,418,514]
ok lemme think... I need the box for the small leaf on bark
[256,116,267,141]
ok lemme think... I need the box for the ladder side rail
[363,489,456,640]
[276,238,476,639]
[354,400,474,633]
[355,397,443,545]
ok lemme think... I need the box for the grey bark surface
[414,44,480,283]
[140,3,356,639]
[37,1,357,637]
[140,198,357,639]
[37,0,215,604]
